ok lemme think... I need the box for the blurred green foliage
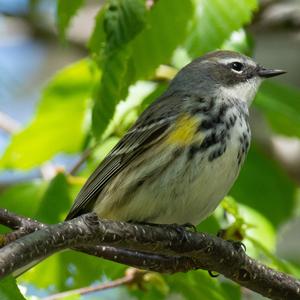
[231,146,295,227]
[0,60,98,169]
[1,0,300,299]
[0,277,26,300]
[57,0,85,40]
[256,81,300,138]
[186,0,257,56]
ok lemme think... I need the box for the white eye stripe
[218,57,256,67]
[219,58,243,65]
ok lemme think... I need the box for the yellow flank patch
[166,114,200,145]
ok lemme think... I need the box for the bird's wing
[65,94,181,220]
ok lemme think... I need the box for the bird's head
[169,50,286,106]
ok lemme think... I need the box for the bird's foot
[160,223,197,239]
[179,222,197,232]
[217,229,246,252]
[129,221,196,233]
[208,229,246,278]
[129,221,196,243]
[227,240,246,252]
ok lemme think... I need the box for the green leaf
[238,204,276,254]
[166,271,239,300]
[0,181,47,221]
[0,174,70,232]
[103,0,146,52]
[20,253,69,292]
[186,0,257,57]
[221,281,241,300]
[131,0,194,80]
[197,215,220,234]
[20,251,125,292]
[91,0,147,138]
[88,7,106,64]
[36,173,71,223]
[91,0,193,138]
[255,81,300,138]
[89,0,146,57]
[0,59,97,170]
[0,277,26,300]
[92,47,131,138]
[108,81,158,135]
[231,145,295,227]
[57,0,85,40]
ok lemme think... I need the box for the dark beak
[258,67,286,78]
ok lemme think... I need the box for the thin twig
[0,112,21,134]
[42,268,146,300]
[69,146,94,176]
[0,209,46,248]
[0,209,43,231]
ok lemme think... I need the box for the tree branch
[0,209,193,274]
[0,209,299,300]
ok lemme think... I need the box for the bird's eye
[230,62,244,73]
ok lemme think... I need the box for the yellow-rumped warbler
[66,50,285,226]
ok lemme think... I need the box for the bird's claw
[180,223,197,232]
[228,240,246,252]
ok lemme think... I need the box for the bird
[66,50,285,226]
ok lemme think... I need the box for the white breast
[95,111,249,226]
